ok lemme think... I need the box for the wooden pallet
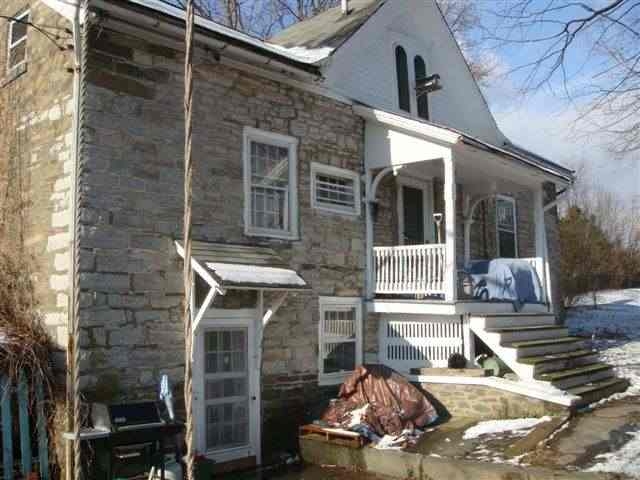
[299,424,365,449]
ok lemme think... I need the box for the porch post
[534,187,551,310]
[443,155,457,302]
[365,169,374,299]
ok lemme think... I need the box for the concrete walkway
[529,397,640,472]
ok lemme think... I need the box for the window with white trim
[318,297,362,385]
[7,11,29,72]
[496,196,517,258]
[311,163,361,216]
[243,127,298,239]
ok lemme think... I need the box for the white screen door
[195,311,259,465]
[203,328,250,451]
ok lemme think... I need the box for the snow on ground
[587,431,640,477]
[566,288,640,399]
[566,289,640,477]
[462,417,551,440]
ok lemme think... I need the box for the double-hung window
[7,11,29,72]
[311,163,361,216]
[318,297,362,385]
[243,127,298,239]
[496,196,517,258]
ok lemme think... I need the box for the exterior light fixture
[416,74,442,96]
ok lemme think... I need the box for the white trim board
[411,375,579,407]
[367,300,549,315]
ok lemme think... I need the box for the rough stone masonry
[79,25,368,456]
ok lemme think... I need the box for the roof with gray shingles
[269,0,386,51]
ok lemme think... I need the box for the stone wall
[420,382,567,419]
[78,24,367,458]
[0,0,74,348]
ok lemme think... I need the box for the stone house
[1,0,627,472]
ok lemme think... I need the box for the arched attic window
[414,55,429,120]
[395,46,411,113]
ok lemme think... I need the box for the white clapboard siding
[380,318,463,371]
[374,244,445,295]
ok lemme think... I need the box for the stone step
[474,313,557,329]
[568,378,630,406]
[518,349,600,375]
[539,363,614,390]
[485,326,568,343]
[505,337,585,358]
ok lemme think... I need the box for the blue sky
[471,1,639,208]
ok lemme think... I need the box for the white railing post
[534,187,551,309]
[443,155,457,302]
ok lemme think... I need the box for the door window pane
[204,328,250,451]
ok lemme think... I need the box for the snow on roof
[206,262,307,289]
[175,240,309,290]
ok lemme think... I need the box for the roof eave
[93,0,322,78]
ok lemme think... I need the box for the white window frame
[496,195,518,258]
[7,10,29,72]
[318,296,363,386]
[310,162,361,216]
[243,126,299,240]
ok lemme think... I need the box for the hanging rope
[183,2,196,480]
[71,3,89,479]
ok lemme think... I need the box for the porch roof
[174,240,310,291]
[354,105,575,185]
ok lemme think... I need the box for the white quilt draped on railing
[374,244,446,295]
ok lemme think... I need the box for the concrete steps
[470,313,628,406]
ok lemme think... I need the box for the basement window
[318,297,362,385]
[311,163,360,216]
[7,11,29,72]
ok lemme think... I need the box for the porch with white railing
[374,244,446,296]
[373,245,549,304]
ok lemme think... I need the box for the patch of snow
[566,288,640,400]
[206,262,307,287]
[588,430,640,477]
[268,44,334,63]
[462,417,551,440]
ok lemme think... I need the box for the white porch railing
[374,244,446,295]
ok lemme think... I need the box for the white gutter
[90,0,321,81]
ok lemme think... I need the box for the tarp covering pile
[321,364,438,443]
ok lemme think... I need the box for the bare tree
[437,0,497,84]
[484,0,640,154]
